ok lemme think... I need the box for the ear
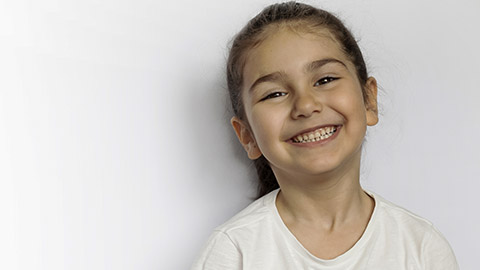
[231,116,262,160]
[364,77,379,126]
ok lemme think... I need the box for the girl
[193,2,458,269]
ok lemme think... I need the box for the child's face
[232,28,378,179]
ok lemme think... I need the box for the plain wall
[1,0,479,269]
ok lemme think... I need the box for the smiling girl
[192,2,458,269]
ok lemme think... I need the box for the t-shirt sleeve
[191,230,242,270]
[422,226,459,270]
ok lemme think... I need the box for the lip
[286,125,342,147]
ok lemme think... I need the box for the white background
[1,0,479,269]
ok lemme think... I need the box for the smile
[291,126,338,143]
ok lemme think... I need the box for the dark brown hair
[227,1,369,199]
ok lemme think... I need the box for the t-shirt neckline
[266,188,379,266]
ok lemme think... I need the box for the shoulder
[191,190,278,270]
[191,230,242,270]
[215,190,276,235]
[369,192,459,269]
[372,192,435,231]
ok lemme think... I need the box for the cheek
[328,87,367,120]
[250,109,276,136]
[248,106,286,145]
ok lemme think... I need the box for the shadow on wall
[186,67,255,197]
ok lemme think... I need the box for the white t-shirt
[192,189,458,270]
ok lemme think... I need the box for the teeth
[292,126,338,143]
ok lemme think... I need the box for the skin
[231,27,379,260]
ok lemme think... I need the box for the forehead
[242,28,351,86]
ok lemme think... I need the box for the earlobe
[365,77,379,126]
[231,116,262,160]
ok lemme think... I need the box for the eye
[260,91,287,101]
[314,76,338,86]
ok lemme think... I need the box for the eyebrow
[305,58,347,73]
[248,58,347,93]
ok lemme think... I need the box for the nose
[291,89,322,119]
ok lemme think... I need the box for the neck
[273,153,374,230]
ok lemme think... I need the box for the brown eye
[260,91,287,101]
[314,76,338,86]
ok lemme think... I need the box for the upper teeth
[292,126,337,143]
